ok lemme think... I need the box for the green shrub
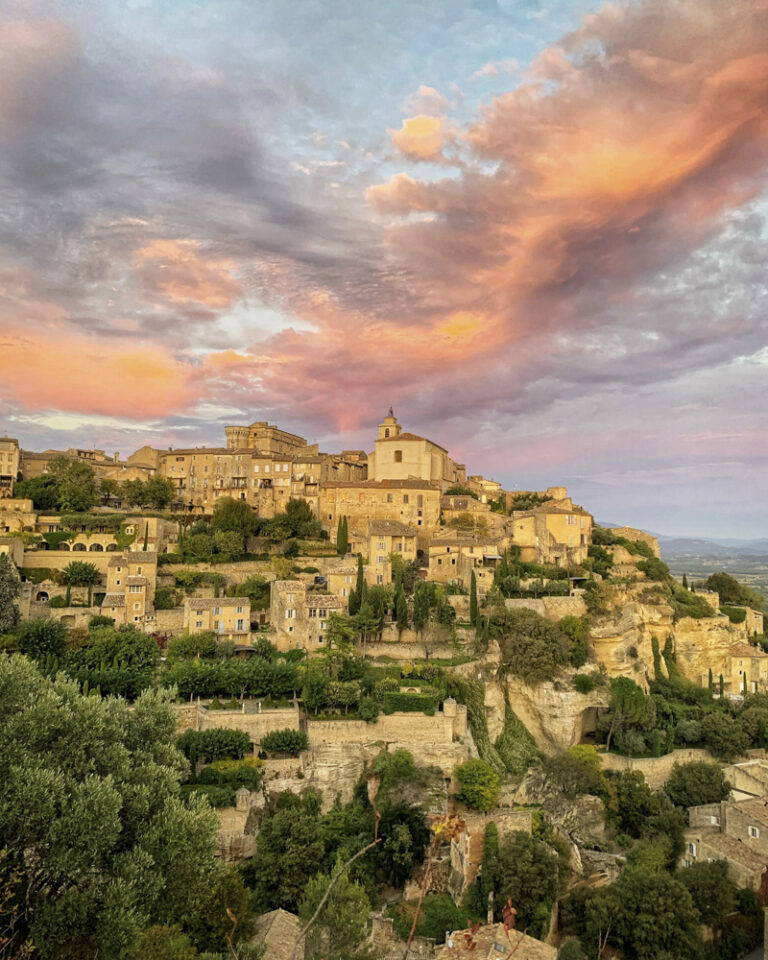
[154,587,179,610]
[382,691,438,715]
[49,596,68,608]
[455,758,501,812]
[180,783,236,807]
[720,605,747,624]
[198,758,264,789]
[176,728,251,764]
[573,674,595,694]
[260,728,309,756]
[358,696,379,722]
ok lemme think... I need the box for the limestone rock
[506,676,609,753]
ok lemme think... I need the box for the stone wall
[172,702,301,744]
[152,607,185,633]
[504,595,587,620]
[600,748,712,789]
[307,708,465,747]
[26,601,99,629]
[21,551,114,574]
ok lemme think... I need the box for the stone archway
[36,591,49,602]
[89,543,104,552]
[72,543,86,552]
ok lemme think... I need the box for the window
[285,609,296,619]
[175,456,184,462]
[394,450,402,463]
[378,541,386,550]
[309,608,317,618]
[236,619,244,631]
[378,555,386,563]
[403,494,409,504]
[213,606,221,616]
[451,558,456,565]
[710,816,720,826]
[377,575,383,584]
[196,620,203,628]
[387,493,393,503]
[687,842,697,856]
[396,543,402,551]
[320,621,327,629]
[265,465,270,472]
[319,609,327,618]
[254,464,260,473]
[133,602,140,610]
[437,559,442,565]
[236,606,244,614]
[749,826,760,839]
[341,588,347,597]
[196,609,203,616]
[129,585,142,594]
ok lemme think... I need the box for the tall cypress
[470,570,478,626]
[682,573,688,590]
[336,516,348,556]
[354,554,366,609]
[395,581,409,632]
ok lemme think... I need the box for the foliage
[572,673,594,694]
[154,587,180,610]
[587,544,614,578]
[636,556,670,581]
[700,711,750,760]
[493,693,541,778]
[13,475,62,510]
[705,572,764,609]
[720,604,747,624]
[62,560,101,587]
[382,691,437,714]
[663,761,731,808]
[167,633,219,662]
[198,758,264,789]
[543,746,609,801]
[455,758,500,811]
[444,485,479,499]
[260,728,309,756]
[679,860,736,929]
[668,580,715,621]
[336,515,348,556]
[0,656,223,959]
[507,492,552,511]
[176,728,251,764]
[210,498,258,539]
[0,554,20,633]
[130,925,198,960]
[67,624,160,673]
[47,457,100,512]
[494,831,565,938]
[390,893,478,943]
[603,676,653,752]
[298,861,370,960]
[121,477,176,510]
[491,607,571,683]
[162,658,300,699]
[610,869,701,959]
[15,617,68,659]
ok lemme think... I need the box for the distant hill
[657,536,768,558]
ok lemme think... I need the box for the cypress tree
[744,672,748,695]
[413,583,430,632]
[355,554,365,605]
[143,525,149,551]
[348,587,359,617]
[719,674,724,697]
[470,570,478,626]
[682,573,689,590]
[336,516,348,556]
[708,668,714,692]
[395,581,409,632]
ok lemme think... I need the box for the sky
[1,0,767,538]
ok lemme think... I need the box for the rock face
[674,615,740,687]
[505,676,610,753]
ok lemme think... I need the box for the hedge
[180,783,236,807]
[198,757,264,789]
[382,692,438,715]
[260,729,309,756]
[162,658,300,698]
[176,728,251,764]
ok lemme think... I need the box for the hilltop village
[2,412,768,960]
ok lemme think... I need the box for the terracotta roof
[376,431,448,452]
[161,447,233,457]
[732,797,768,827]
[436,923,556,960]
[102,594,125,607]
[184,598,250,610]
[322,479,440,490]
[368,519,417,537]
[125,550,158,561]
[429,535,500,548]
[306,595,343,608]
[125,576,147,586]
[107,556,125,566]
[729,643,768,659]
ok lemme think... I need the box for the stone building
[102,552,158,625]
[224,420,313,456]
[684,797,768,889]
[366,410,465,491]
[726,642,768,695]
[0,437,20,497]
[436,923,556,960]
[19,446,154,485]
[183,597,252,642]
[466,475,503,503]
[320,479,441,549]
[325,565,358,606]
[0,498,36,534]
[0,536,24,567]
[427,534,504,594]
[510,500,592,567]
[364,519,418,586]
[269,580,344,651]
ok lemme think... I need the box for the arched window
[72,542,86,552]
[89,543,104,552]
[384,428,390,438]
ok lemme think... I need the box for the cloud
[132,239,242,307]
[389,115,447,160]
[404,84,448,115]
[472,58,518,78]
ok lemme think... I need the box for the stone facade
[0,438,20,496]
[182,596,251,641]
[367,412,465,491]
[269,579,345,651]
[319,479,442,548]
[684,797,768,889]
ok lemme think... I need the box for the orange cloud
[0,330,196,418]
[133,238,241,307]
[390,115,446,160]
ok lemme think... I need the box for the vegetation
[260,728,309,756]
[663,761,731,809]
[454,758,500,811]
[0,554,20,633]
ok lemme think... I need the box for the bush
[573,674,595,694]
[49,596,68,608]
[491,608,570,684]
[260,729,309,756]
[664,761,731,808]
[154,588,179,611]
[180,783,236,807]
[455,758,501,812]
[198,758,264,789]
[358,696,379,722]
[720,605,747,624]
[382,691,438,714]
[176,728,251,764]
[88,615,114,630]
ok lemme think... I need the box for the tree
[470,570,478,626]
[261,729,309,756]
[324,614,356,677]
[607,770,657,837]
[121,479,148,507]
[144,477,176,510]
[212,529,243,560]
[62,560,102,606]
[701,711,750,760]
[494,832,564,939]
[48,457,98,512]
[210,497,258,539]
[705,572,747,605]
[166,633,218,662]
[664,761,731,808]
[336,516,348,556]
[298,861,370,960]
[412,582,430,632]
[679,860,736,930]
[243,791,327,912]
[491,608,571,684]
[15,618,67,659]
[0,656,222,959]
[612,869,701,959]
[349,555,366,616]
[395,579,409,632]
[0,554,20,633]
[130,925,198,960]
[227,575,270,610]
[604,677,650,752]
[302,662,330,714]
[13,475,62,511]
[455,759,500,812]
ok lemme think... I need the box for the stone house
[510,501,592,567]
[466,475,503,502]
[269,579,344,651]
[325,566,358,606]
[0,497,35,533]
[251,909,302,960]
[320,479,441,548]
[0,437,20,496]
[0,536,24,568]
[102,551,158,625]
[366,410,465,491]
[182,597,251,642]
[726,643,768,695]
[364,519,418,586]
[427,534,504,594]
[684,797,768,889]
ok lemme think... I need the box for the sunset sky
[2,0,767,537]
